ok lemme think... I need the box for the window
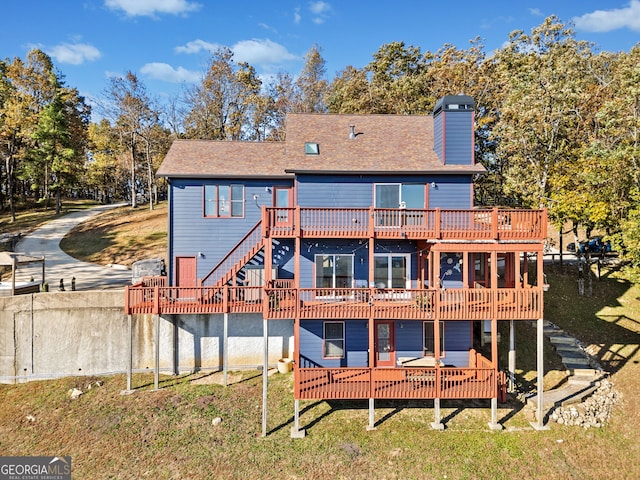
[423,321,445,356]
[323,321,345,358]
[204,184,244,218]
[374,254,411,289]
[374,183,425,209]
[315,254,354,288]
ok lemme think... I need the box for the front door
[175,256,197,287]
[375,321,395,367]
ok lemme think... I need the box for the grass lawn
[1,205,639,478]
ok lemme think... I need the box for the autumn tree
[292,44,330,113]
[100,71,160,208]
[493,16,596,217]
[183,47,261,140]
[1,50,64,218]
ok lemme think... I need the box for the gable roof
[157,113,485,178]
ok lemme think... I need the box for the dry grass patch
[60,202,167,267]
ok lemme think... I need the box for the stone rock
[550,378,621,429]
[68,388,83,399]
[212,417,222,426]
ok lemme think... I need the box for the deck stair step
[527,320,605,411]
[548,334,578,346]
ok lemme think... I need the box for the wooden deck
[125,285,542,319]
[264,207,546,241]
[295,366,498,400]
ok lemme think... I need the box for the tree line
[1,16,639,267]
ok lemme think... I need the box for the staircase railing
[199,220,264,287]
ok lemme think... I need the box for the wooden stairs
[200,221,266,288]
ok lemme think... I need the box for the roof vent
[349,125,356,139]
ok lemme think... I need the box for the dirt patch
[189,371,243,385]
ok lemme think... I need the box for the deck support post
[488,397,503,430]
[262,317,268,437]
[508,320,516,392]
[531,317,550,430]
[290,399,306,438]
[223,312,229,386]
[431,398,444,430]
[366,398,376,431]
[154,314,160,390]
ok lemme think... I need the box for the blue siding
[297,176,372,207]
[298,239,420,289]
[395,321,423,360]
[169,178,292,282]
[443,111,473,165]
[428,175,473,209]
[396,320,471,362]
[299,319,471,368]
[444,321,472,351]
[299,320,368,367]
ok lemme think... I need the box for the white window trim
[323,321,345,359]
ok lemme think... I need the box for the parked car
[566,236,612,255]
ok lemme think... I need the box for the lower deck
[296,365,505,401]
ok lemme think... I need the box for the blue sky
[3,0,640,113]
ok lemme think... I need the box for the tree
[327,65,376,114]
[31,78,75,213]
[183,47,261,140]
[1,50,59,218]
[293,45,330,113]
[581,46,640,261]
[86,119,124,203]
[366,41,430,114]
[493,16,596,214]
[100,71,160,208]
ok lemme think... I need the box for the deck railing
[295,366,496,400]
[125,285,542,319]
[264,207,547,241]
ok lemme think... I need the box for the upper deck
[263,207,547,241]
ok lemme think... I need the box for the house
[125,95,548,435]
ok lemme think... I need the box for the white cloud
[175,38,298,70]
[308,1,332,24]
[573,0,640,32]
[46,42,102,65]
[528,8,543,17]
[175,39,221,54]
[309,1,331,15]
[104,0,201,17]
[231,39,298,68]
[139,62,201,83]
[293,8,301,24]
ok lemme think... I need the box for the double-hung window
[314,254,354,289]
[204,184,244,218]
[423,321,445,356]
[323,321,345,358]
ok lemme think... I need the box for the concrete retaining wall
[0,291,293,383]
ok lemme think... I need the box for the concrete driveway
[15,204,133,291]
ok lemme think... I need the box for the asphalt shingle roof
[157,113,485,178]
